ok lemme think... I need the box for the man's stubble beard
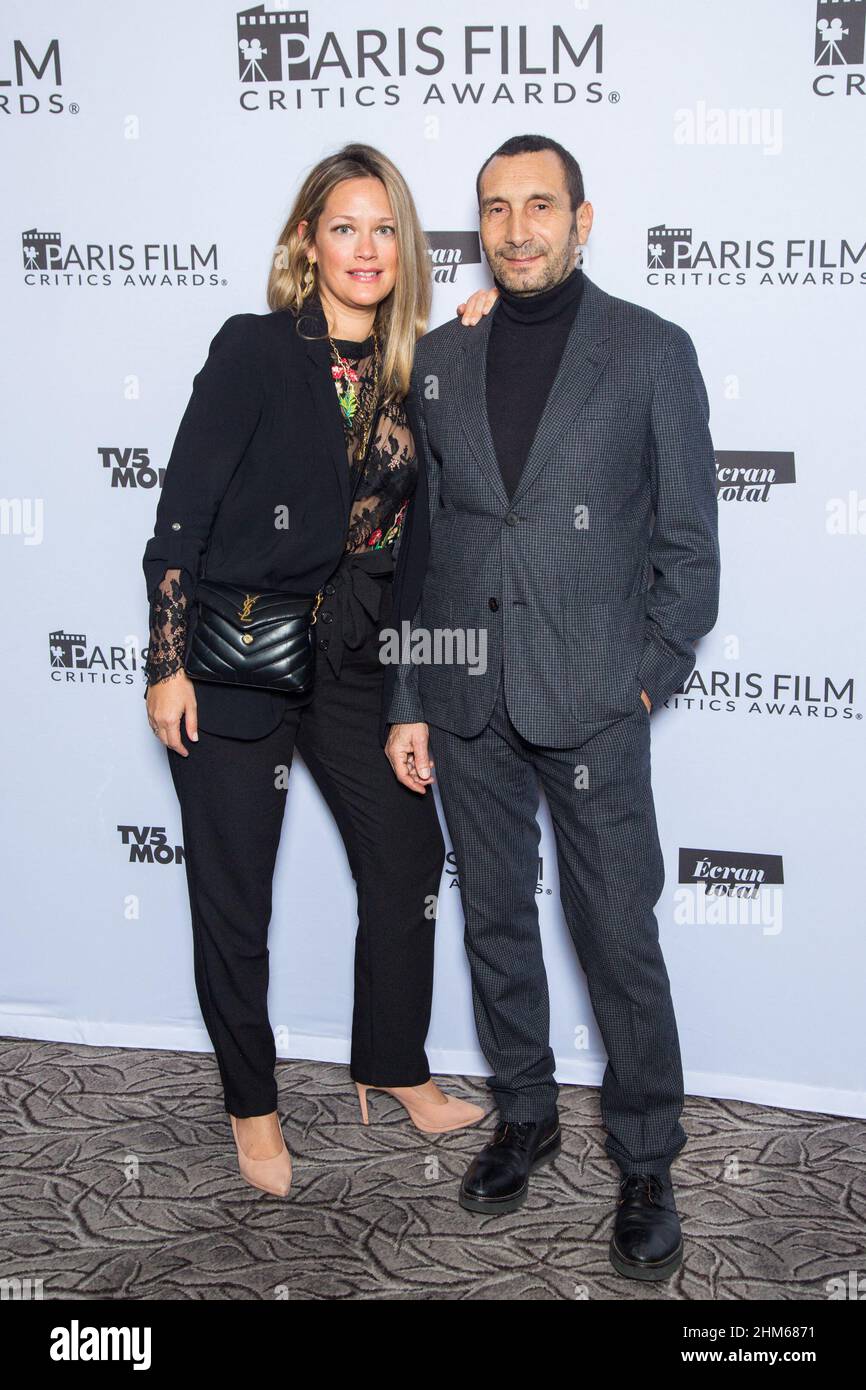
[485,230,580,298]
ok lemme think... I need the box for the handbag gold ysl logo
[237,592,260,644]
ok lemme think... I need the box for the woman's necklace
[330,328,380,462]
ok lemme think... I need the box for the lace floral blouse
[144,327,418,686]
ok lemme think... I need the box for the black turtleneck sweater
[486,265,584,500]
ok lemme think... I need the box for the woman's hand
[146,671,199,756]
[456,285,500,326]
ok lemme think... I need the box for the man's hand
[640,689,652,713]
[385,721,435,793]
[146,671,198,756]
[456,285,500,326]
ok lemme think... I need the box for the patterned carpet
[1,1036,863,1301]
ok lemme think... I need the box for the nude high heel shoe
[229,1113,293,1197]
[355,1082,487,1135]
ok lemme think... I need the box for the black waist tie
[315,546,395,679]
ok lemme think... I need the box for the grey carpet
[1,1037,863,1300]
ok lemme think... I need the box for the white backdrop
[2,0,864,1118]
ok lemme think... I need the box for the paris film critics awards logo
[0,37,69,118]
[50,630,143,687]
[425,233,481,285]
[813,0,865,97]
[646,224,865,287]
[238,6,311,82]
[672,669,857,721]
[22,229,223,289]
[234,5,611,112]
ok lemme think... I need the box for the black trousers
[167,577,446,1118]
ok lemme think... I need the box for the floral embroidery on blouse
[332,336,417,555]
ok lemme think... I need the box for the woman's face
[300,176,398,314]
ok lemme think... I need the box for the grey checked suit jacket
[384,272,720,746]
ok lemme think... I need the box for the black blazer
[142,306,419,740]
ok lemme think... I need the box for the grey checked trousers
[427,671,687,1176]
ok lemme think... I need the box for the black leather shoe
[608,1170,683,1280]
[458,1111,561,1214]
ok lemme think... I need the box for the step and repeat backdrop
[3,1,863,1118]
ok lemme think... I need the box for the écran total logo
[425,232,482,285]
[714,452,796,503]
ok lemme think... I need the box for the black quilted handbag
[184,579,323,694]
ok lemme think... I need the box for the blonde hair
[267,143,431,403]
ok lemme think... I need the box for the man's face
[477,149,591,295]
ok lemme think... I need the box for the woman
[142,143,497,1197]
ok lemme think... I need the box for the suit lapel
[454,271,613,507]
[511,274,612,503]
[452,304,510,507]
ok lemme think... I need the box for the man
[382,133,720,1281]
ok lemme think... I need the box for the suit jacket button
[505,512,519,526]
[488,597,499,611]
[321,611,333,623]
[324,583,336,595]
[171,521,182,530]
[319,638,330,650]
